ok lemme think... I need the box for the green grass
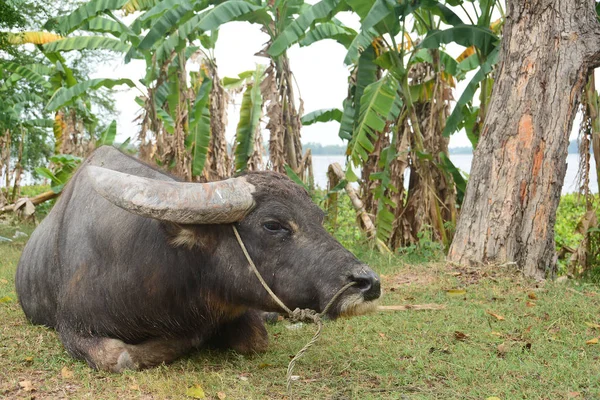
[555,193,588,252]
[554,194,600,280]
[2,220,600,399]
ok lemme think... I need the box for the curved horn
[86,166,255,224]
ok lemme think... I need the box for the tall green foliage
[0,0,123,202]
[187,77,212,177]
[274,0,504,249]
[0,0,506,233]
[234,67,263,173]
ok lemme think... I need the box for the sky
[94,1,584,149]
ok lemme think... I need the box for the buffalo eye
[263,221,288,233]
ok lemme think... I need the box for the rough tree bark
[448,0,600,279]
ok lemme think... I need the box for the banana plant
[272,0,503,250]
[260,0,344,180]
[0,26,130,200]
[35,154,82,193]
[355,0,503,249]
[186,75,212,177]
[233,65,265,173]
[43,0,276,181]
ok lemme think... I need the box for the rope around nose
[232,225,356,397]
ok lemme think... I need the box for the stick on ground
[378,304,446,311]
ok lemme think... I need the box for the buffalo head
[88,166,381,318]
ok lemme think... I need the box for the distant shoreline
[303,139,582,156]
[448,139,581,155]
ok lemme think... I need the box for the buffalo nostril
[349,270,381,301]
[352,277,372,292]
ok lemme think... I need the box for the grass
[1,220,600,399]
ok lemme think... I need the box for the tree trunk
[1,129,11,204]
[582,74,600,192]
[361,132,389,218]
[10,128,25,203]
[266,55,303,174]
[448,0,600,279]
[328,162,377,239]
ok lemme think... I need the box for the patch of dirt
[381,271,439,292]
[446,265,488,285]
[446,261,533,286]
[1,372,48,399]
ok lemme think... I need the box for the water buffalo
[15,146,380,372]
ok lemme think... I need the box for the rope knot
[288,308,320,324]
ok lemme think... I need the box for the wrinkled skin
[15,146,380,372]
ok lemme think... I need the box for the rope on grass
[232,225,356,398]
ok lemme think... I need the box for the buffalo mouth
[335,293,380,318]
[329,268,381,318]
[263,292,380,322]
[322,286,381,319]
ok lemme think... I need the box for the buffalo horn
[86,166,255,224]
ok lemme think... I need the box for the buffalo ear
[164,223,199,250]
[86,166,256,224]
[163,223,219,252]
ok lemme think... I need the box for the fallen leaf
[258,363,272,369]
[526,301,536,307]
[0,278,8,284]
[549,325,560,334]
[129,384,140,390]
[497,343,508,356]
[542,312,550,321]
[446,289,466,296]
[23,356,33,364]
[490,331,503,337]
[586,337,599,345]
[585,322,600,329]
[0,295,12,303]
[486,397,502,400]
[527,292,538,300]
[61,366,74,379]
[217,392,226,400]
[486,310,505,321]
[454,331,469,341]
[567,392,581,398]
[379,332,386,339]
[19,380,34,392]
[185,385,206,399]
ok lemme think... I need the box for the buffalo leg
[212,310,269,354]
[58,328,196,372]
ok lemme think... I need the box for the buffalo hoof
[114,350,136,373]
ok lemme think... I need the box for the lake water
[311,153,597,195]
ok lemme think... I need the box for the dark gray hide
[15,146,380,372]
